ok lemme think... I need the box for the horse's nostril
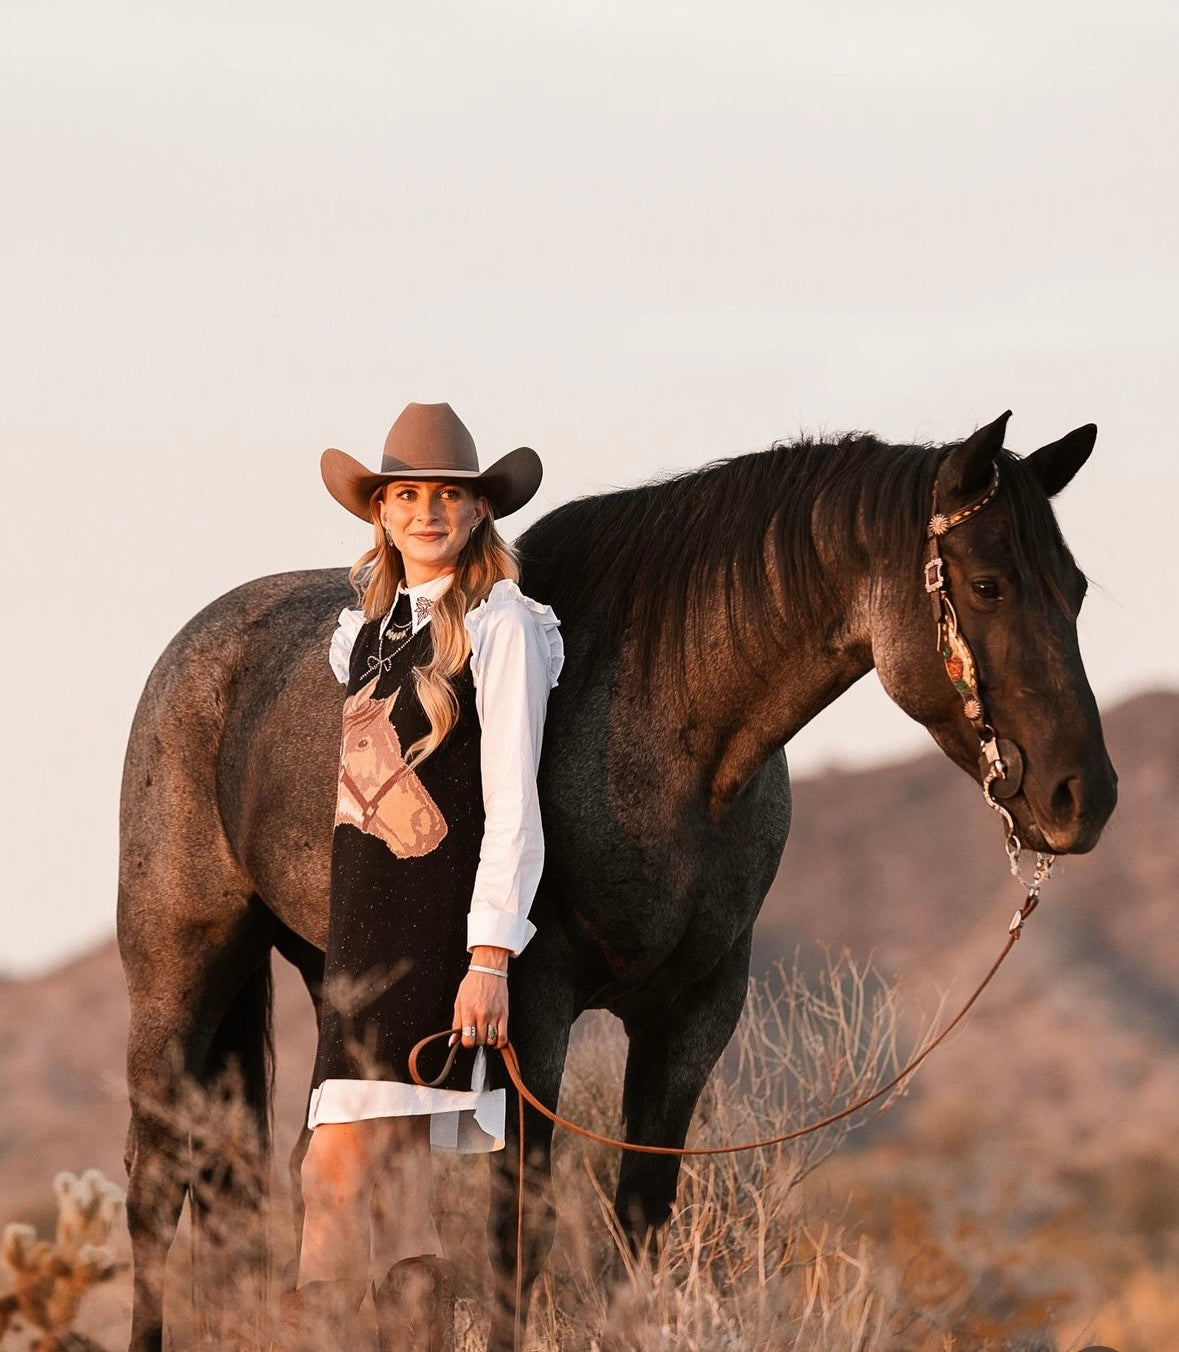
[1050,775,1082,822]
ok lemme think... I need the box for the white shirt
[328,575,563,956]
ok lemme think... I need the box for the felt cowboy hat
[321,402,542,521]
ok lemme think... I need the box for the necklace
[366,596,434,675]
[366,625,416,676]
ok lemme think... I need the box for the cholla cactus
[51,1172,123,1267]
[0,1171,124,1351]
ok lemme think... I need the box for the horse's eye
[971,577,1001,601]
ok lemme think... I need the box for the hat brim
[321,445,542,522]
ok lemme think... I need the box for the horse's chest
[567,859,765,987]
[555,742,790,984]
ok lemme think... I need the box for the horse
[117,411,1117,1351]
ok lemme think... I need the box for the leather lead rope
[409,886,1041,1345]
[408,892,1040,1152]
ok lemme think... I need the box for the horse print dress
[308,576,563,1152]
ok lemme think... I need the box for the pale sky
[2,0,1176,973]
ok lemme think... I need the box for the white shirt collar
[385,572,454,636]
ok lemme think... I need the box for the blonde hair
[348,486,520,766]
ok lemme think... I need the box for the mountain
[756,689,1179,1162]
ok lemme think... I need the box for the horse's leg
[122,907,276,1352]
[614,929,753,1243]
[273,923,326,1283]
[484,937,578,1352]
[124,1022,189,1352]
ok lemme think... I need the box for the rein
[410,882,1044,1346]
[408,456,1056,1340]
[410,878,1044,1134]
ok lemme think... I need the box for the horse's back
[119,569,353,956]
[127,568,349,715]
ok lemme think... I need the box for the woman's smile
[381,481,486,585]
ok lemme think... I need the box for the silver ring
[462,1025,477,1038]
[486,1024,498,1043]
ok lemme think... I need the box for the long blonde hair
[348,486,520,766]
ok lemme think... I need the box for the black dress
[308,607,501,1151]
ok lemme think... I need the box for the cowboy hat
[321,402,542,521]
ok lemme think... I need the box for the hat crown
[380,402,481,475]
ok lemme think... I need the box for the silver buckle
[924,557,945,594]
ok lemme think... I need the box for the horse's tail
[223,953,277,1153]
[180,952,276,1341]
[192,952,276,1224]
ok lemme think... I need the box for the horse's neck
[654,561,874,814]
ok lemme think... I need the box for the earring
[384,528,395,547]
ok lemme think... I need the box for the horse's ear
[1023,424,1097,498]
[938,411,1011,505]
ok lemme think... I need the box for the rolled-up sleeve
[465,582,563,955]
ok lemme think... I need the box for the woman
[283,402,563,1351]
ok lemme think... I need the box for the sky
[2,0,1176,974]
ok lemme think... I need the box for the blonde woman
[284,403,563,1351]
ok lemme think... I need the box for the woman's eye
[971,578,1001,601]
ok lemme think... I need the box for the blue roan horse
[118,412,1116,1350]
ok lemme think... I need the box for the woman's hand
[453,945,510,1049]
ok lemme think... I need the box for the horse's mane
[518,434,1074,680]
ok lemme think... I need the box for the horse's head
[872,412,1117,854]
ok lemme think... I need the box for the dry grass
[488,953,910,1352]
[4,954,1166,1350]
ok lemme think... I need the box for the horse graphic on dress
[334,675,448,857]
[118,413,1117,1351]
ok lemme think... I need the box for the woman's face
[380,480,486,585]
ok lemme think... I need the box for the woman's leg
[370,1115,439,1271]
[370,1116,453,1352]
[275,1120,395,1348]
[298,1119,392,1290]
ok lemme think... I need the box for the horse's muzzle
[1027,754,1118,855]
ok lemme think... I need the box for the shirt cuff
[467,907,538,956]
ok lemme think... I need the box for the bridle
[923,458,1055,904]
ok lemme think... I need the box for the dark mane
[519,435,935,678]
[518,435,1075,681]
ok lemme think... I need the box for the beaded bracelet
[468,963,509,978]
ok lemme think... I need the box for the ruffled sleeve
[463,581,564,954]
[328,606,365,685]
[465,580,564,690]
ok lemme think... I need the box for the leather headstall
[924,462,1024,801]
